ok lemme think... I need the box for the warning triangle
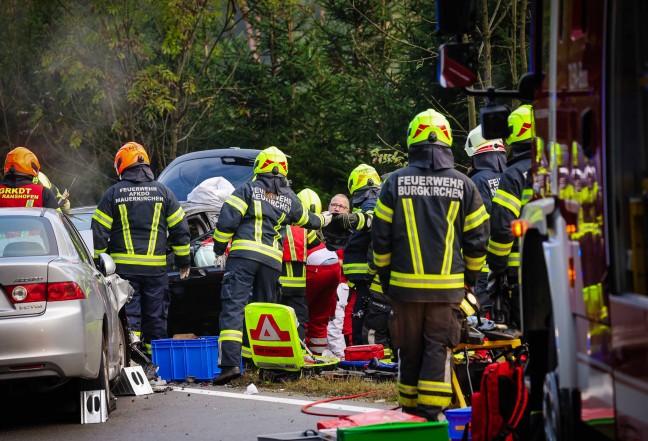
[250,314,291,342]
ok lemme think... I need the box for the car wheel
[81,337,112,415]
[114,319,130,382]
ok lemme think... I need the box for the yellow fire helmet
[254,146,288,177]
[464,125,505,157]
[506,104,535,145]
[407,108,453,147]
[348,164,381,195]
[297,188,322,214]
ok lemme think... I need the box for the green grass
[228,366,399,405]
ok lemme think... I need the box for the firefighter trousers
[218,257,280,367]
[122,273,170,346]
[390,298,462,421]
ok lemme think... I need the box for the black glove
[486,271,509,297]
[331,212,360,229]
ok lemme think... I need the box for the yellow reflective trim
[25,199,34,207]
[464,254,486,272]
[279,276,307,288]
[231,239,283,262]
[172,244,190,256]
[488,239,513,256]
[374,199,393,223]
[226,195,248,216]
[373,251,391,268]
[402,198,423,275]
[166,206,185,228]
[147,203,162,255]
[493,190,521,217]
[111,253,166,266]
[254,200,263,243]
[220,330,243,342]
[397,382,418,407]
[390,272,464,289]
[418,380,452,393]
[286,227,296,261]
[241,346,253,358]
[307,229,317,245]
[461,298,476,316]
[417,393,452,407]
[213,228,234,243]
[356,212,366,230]
[93,248,107,259]
[521,188,533,205]
[508,252,520,267]
[464,204,489,232]
[92,208,113,229]
[273,213,286,248]
[118,204,134,254]
[342,263,368,275]
[442,201,460,274]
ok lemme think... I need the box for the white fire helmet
[464,125,505,157]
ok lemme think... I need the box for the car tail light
[48,282,85,301]
[5,284,46,303]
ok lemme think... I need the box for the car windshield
[159,156,254,201]
[68,211,93,232]
[0,216,56,257]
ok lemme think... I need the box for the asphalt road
[0,383,393,441]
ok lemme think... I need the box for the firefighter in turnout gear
[35,172,71,214]
[372,109,489,421]
[0,147,58,209]
[211,147,332,385]
[92,142,191,355]
[486,105,535,329]
[342,163,380,346]
[465,125,507,308]
[278,188,322,342]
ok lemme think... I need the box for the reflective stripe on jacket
[372,166,489,303]
[486,150,532,276]
[91,178,190,276]
[213,180,325,272]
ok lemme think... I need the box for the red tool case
[344,344,384,361]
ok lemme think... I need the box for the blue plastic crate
[446,407,471,440]
[151,336,242,381]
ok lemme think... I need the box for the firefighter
[91,142,191,355]
[464,125,507,308]
[342,164,380,346]
[35,172,71,214]
[372,109,489,421]
[278,188,322,343]
[211,146,332,385]
[486,104,535,329]
[0,147,58,209]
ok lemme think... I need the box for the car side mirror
[99,253,116,277]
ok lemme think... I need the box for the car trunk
[0,256,53,318]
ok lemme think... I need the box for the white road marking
[171,387,385,413]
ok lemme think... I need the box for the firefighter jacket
[372,159,489,303]
[486,145,533,277]
[280,225,320,290]
[91,165,190,276]
[468,152,507,214]
[0,174,58,209]
[342,186,379,284]
[213,175,325,272]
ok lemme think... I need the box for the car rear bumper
[0,302,102,382]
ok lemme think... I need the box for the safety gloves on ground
[179,267,190,279]
[321,211,333,227]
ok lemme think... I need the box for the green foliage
[0,0,529,205]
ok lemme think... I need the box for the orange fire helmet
[114,142,150,175]
[4,147,41,177]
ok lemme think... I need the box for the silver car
[0,207,127,413]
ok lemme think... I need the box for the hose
[301,390,399,417]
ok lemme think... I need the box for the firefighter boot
[211,366,241,386]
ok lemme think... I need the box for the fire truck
[437,0,648,439]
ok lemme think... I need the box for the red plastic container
[344,344,384,361]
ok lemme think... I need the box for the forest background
[0,0,529,205]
